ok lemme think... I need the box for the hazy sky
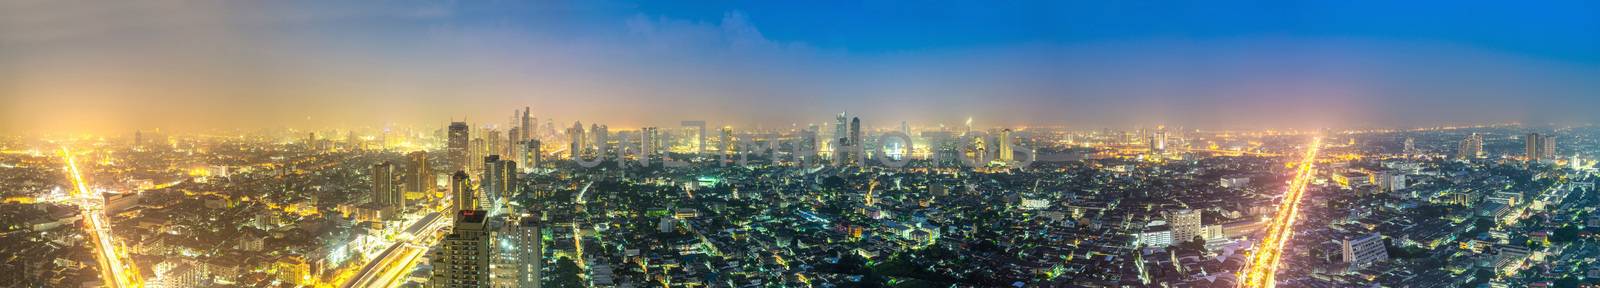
[2,1,1596,133]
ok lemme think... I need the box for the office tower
[721,126,735,158]
[849,117,861,165]
[640,127,661,159]
[451,171,475,212]
[1457,133,1484,160]
[432,210,492,287]
[521,107,532,142]
[1526,133,1557,162]
[568,122,586,159]
[682,121,707,154]
[469,137,488,175]
[592,124,609,155]
[405,151,433,196]
[481,155,503,211]
[998,129,1014,163]
[521,140,541,172]
[1150,129,1167,153]
[371,161,400,217]
[487,129,505,160]
[1169,209,1202,243]
[834,113,848,163]
[1341,233,1389,269]
[1402,137,1416,155]
[510,218,542,288]
[448,122,470,172]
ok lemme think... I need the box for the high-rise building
[510,218,542,288]
[1402,137,1416,155]
[592,124,609,155]
[521,140,541,172]
[469,137,488,176]
[720,126,735,158]
[1341,233,1389,269]
[849,117,861,165]
[448,122,470,172]
[371,161,400,217]
[1526,133,1556,162]
[1150,129,1167,153]
[641,127,660,159]
[521,107,532,142]
[1458,133,1484,160]
[568,122,586,159]
[483,155,502,209]
[451,171,475,213]
[998,129,1014,163]
[406,151,431,194]
[834,113,848,163]
[432,210,491,287]
[1169,209,1202,243]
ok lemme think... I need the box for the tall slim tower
[371,161,400,217]
[406,151,432,193]
[1458,133,1484,160]
[1526,133,1556,162]
[720,126,735,158]
[481,155,503,211]
[521,139,541,172]
[849,117,862,165]
[998,129,1014,163]
[431,210,491,287]
[568,122,586,159]
[447,122,470,172]
[451,171,475,213]
[521,107,532,142]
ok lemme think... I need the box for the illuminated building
[520,139,540,172]
[1150,129,1167,153]
[834,112,847,163]
[520,107,532,142]
[1525,133,1556,162]
[451,171,475,213]
[720,126,735,158]
[1402,137,1416,155]
[998,129,1014,163]
[682,120,706,154]
[431,210,491,288]
[1168,209,1201,243]
[1457,133,1484,160]
[480,156,516,212]
[510,218,543,288]
[849,117,861,166]
[370,161,400,217]
[470,137,488,176]
[592,124,609,155]
[568,122,585,159]
[407,151,432,193]
[642,127,660,159]
[1341,233,1389,269]
[448,122,470,172]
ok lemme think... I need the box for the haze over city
[3,1,1597,133]
[4,2,1600,288]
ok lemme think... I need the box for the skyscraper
[720,126,735,158]
[406,151,431,194]
[1526,133,1556,162]
[568,122,586,159]
[510,218,542,288]
[1150,129,1168,153]
[1402,137,1416,155]
[520,107,532,142]
[849,117,861,166]
[371,161,400,217]
[834,113,847,163]
[448,122,470,172]
[432,210,491,287]
[481,155,503,211]
[1458,133,1484,160]
[451,171,475,213]
[998,129,1014,163]
[521,139,541,172]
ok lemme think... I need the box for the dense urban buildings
[2,2,1597,288]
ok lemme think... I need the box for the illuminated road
[62,147,142,288]
[343,212,448,288]
[1237,137,1321,288]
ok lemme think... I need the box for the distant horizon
[4,1,1597,133]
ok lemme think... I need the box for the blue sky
[1,1,1595,132]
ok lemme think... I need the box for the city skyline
[4,1,1598,133]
